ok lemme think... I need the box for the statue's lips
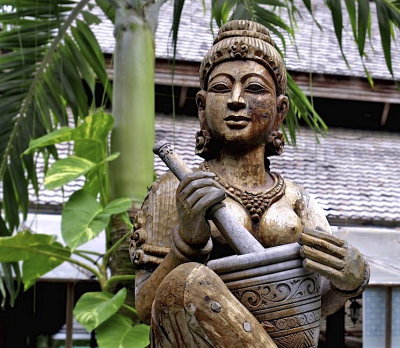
[224,115,251,129]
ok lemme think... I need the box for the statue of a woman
[130,20,369,348]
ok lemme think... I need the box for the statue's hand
[299,228,365,291]
[176,171,226,247]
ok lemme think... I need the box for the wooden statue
[130,20,369,348]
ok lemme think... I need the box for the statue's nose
[227,85,246,110]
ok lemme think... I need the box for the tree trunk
[109,2,161,314]
[111,5,155,205]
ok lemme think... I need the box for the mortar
[208,246,321,348]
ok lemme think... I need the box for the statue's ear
[276,95,289,128]
[196,90,206,110]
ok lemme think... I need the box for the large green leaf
[73,110,114,163]
[22,241,70,290]
[103,198,132,215]
[61,190,130,249]
[74,288,127,332]
[26,111,114,161]
[44,153,119,190]
[96,314,150,348]
[62,190,109,249]
[44,156,97,190]
[0,231,71,289]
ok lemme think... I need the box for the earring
[266,131,285,156]
[195,129,212,157]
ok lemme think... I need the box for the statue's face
[201,60,286,150]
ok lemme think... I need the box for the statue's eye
[209,83,231,93]
[245,83,266,93]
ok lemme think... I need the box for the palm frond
[0,0,111,303]
[0,0,111,233]
[322,0,399,79]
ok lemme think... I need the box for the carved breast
[210,180,303,248]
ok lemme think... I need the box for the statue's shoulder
[130,172,179,270]
[282,177,331,233]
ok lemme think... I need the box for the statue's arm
[295,185,369,316]
[134,171,225,324]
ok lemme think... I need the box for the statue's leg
[150,262,277,348]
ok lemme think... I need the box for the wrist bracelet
[172,228,213,262]
[330,262,370,298]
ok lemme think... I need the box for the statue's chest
[210,195,303,248]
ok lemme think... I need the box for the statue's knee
[153,262,224,313]
[153,262,204,309]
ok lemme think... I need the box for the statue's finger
[177,171,215,194]
[301,245,345,271]
[192,189,226,214]
[185,187,223,208]
[178,177,218,201]
[303,258,344,281]
[303,227,345,247]
[300,233,346,259]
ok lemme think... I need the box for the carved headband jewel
[202,162,285,223]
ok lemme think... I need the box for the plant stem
[74,249,103,256]
[72,251,97,264]
[102,230,131,269]
[64,257,103,280]
[103,275,135,293]
[121,303,137,315]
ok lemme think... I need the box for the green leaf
[0,231,71,289]
[171,0,185,59]
[345,0,357,41]
[44,156,97,190]
[375,0,393,75]
[0,232,56,261]
[82,11,102,25]
[74,288,127,332]
[326,0,348,65]
[24,127,74,154]
[62,190,110,249]
[22,241,70,290]
[357,0,370,56]
[119,211,133,230]
[96,314,150,348]
[73,110,114,163]
[95,0,116,22]
[103,198,132,215]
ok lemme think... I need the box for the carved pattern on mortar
[262,309,321,333]
[273,329,317,348]
[231,273,321,309]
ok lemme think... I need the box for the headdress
[199,20,287,95]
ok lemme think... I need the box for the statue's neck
[208,145,273,191]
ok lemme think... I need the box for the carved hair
[196,20,287,163]
[199,20,287,95]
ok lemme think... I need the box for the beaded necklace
[202,162,285,223]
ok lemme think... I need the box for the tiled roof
[27,114,400,226]
[92,0,400,81]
